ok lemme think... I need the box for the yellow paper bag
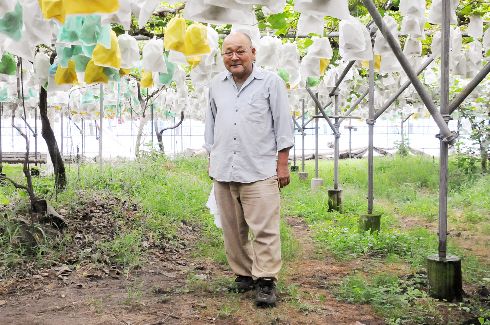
[361,55,381,71]
[119,68,130,76]
[92,30,121,69]
[63,0,119,15]
[184,23,210,57]
[84,59,109,84]
[39,0,65,23]
[186,55,201,69]
[164,17,186,53]
[54,60,78,85]
[141,70,153,88]
[319,58,330,76]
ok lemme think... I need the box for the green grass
[0,154,299,275]
[336,272,443,324]
[282,155,489,323]
[1,154,488,323]
[282,156,489,265]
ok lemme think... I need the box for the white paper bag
[403,38,422,57]
[204,0,251,10]
[483,28,490,52]
[295,0,350,20]
[374,15,399,55]
[400,0,425,18]
[297,13,324,37]
[255,36,282,68]
[184,0,255,25]
[142,38,167,73]
[308,37,333,59]
[235,0,286,14]
[428,0,459,25]
[118,33,140,69]
[339,17,373,61]
[279,43,301,87]
[101,0,132,30]
[468,15,483,39]
[230,24,261,47]
[400,15,425,38]
[138,0,160,29]
[206,184,222,229]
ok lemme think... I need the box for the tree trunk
[154,120,164,153]
[135,114,150,157]
[481,143,488,174]
[39,85,66,189]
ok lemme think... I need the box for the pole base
[298,172,308,180]
[427,254,462,302]
[328,189,342,212]
[310,178,324,191]
[359,214,381,233]
[290,165,299,172]
[31,167,40,177]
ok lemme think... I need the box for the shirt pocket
[246,91,270,124]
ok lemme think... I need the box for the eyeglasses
[221,49,249,58]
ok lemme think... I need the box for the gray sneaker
[255,278,277,307]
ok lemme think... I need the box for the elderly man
[204,31,294,307]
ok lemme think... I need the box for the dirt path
[0,217,383,325]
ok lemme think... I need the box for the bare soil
[0,196,384,325]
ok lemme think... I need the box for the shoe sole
[229,284,255,293]
[255,300,276,308]
[233,287,255,293]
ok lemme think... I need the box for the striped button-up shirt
[204,66,294,183]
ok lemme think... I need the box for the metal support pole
[180,121,183,153]
[301,99,306,173]
[425,0,462,303]
[438,0,451,259]
[151,103,154,148]
[374,57,435,120]
[292,116,297,169]
[401,113,405,147]
[81,118,85,159]
[314,93,319,178]
[367,60,375,215]
[339,90,368,124]
[99,84,103,170]
[349,118,353,158]
[60,109,64,157]
[33,105,38,166]
[449,62,490,114]
[401,113,414,148]
[333,91,340,190]
[0,103,2,174]
[362,0,456,144]
[329,61,356,96]
[306,86,338,135]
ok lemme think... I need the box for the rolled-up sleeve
[269,76,294,152]
[203,88,216,154]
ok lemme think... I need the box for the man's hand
[277,162,290,188]
[277,148,291,188]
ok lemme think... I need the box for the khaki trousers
[214,177,282,280]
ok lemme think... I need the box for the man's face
[222,34,256,81]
